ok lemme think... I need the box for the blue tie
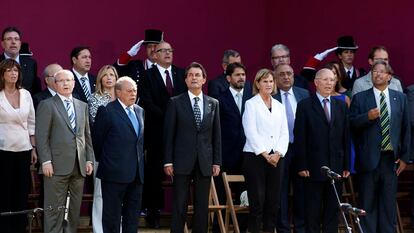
[127,107,140,136]
[65,99,76,131]
[283,92,295,143]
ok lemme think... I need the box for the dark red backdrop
[1,0,413,88]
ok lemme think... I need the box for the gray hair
[270,44,290,57]
[115,76,137,91]
[222,50,240,64]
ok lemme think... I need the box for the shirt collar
[72,68,89,80]
[47,87,57,96]
[57,93,73,103]
[188,90,203,102]
[279,87,294,96]
[4,53,20,64]
[316,92,331,103]
[229,86,243,98]
[373,86,389,97]
[118,99,133,110]
[156,64,172,75]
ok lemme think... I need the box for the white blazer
[242,94,289,156]
[0,89,35,152]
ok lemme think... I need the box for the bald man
[32,63,62,110]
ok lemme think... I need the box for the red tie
[165,70,173,96]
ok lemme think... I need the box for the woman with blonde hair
[242,68,289,233]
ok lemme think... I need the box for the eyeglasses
[3,37,20,42]
[156,48,174,53]
[272,55,290,60]
[277,71,293,77]
[372,70,388,75]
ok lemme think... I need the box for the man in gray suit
[163,62,221,233]
[350,60,410,233]
[36,70,94,233]
[273,64,309,233]
[352,46,403,96]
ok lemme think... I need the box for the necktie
[284,92,295,143]
[64,99,76,131]
[127,107,140,136]
[193,97,202,130]
[380,92,392,151]
[347,70,352,79]
[165,70,173,96]
[80,77,91,101]
[235,92,242,113]
[323,98,330,123]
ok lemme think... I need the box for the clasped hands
[262,152,281,167]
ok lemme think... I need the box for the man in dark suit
[213,62,252,232]
[92,77,144,233]
[294,68,350,233]
[114,29,163,90]
[1,26,40,94]
[273,64,309,233]
[33,63,62,110]
[270,44,309,91]
[350,61,410,233]
[164,62,221,233]
[36,70,94,233]
[406,84,414,226]
[138,41,187,227]
[70,46,96,103]
[208,49,241,98]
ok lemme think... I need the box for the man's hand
[42,163,54,177]
[31,149,37,165]
[298,170,310,177]
[164,165,174,176]
[212,165,220,176]
[368,108,380,120]
[127,40,144,57]
[86,163,93,175]
[342,170,350,178]
[396,159,407,176]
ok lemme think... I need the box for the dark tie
[64,99,76,131]
[165,70,173,96]
[80,77,91,101]
[347,70,352,79]
[127,107,140,136]
[284,92,295,143]
[193,97,202,130]
[323,98,330,123]
[380,92,392,151]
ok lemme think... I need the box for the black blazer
[294,94,350,181]
[350,88,410,172]
[93,100,145,184]
[71,71,96,103]
[406,84,414,160]
[32,88,53,110]
[163,93,221,176]
[1,54,40,94]
[139,65,186,149]
[216,85,252,169]
[113,59,145,89]
[208,73,228,99]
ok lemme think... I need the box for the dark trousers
[276,146,305,233]
[142,147,164,218]
[243,152,284,233]
[0,150,31,233]
[359,152,397,233]
[171,164,211,233]
[304,179,341,233]
[101,180,142,233]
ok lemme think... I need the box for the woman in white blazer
[0,59,37,233]
[242,68,289,233]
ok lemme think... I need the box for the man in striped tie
[70,46,96,103]
[350,60,410,233]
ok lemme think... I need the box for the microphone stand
[0,207,43,233]
[329,177,352,233]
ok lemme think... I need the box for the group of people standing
[0,24,412,233]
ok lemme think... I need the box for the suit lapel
[73,99,84,134]
[224,90,241,116]
[201,95,212,129]
[311,95,330,125]
[114,100,137,136]
[134,105,144,139]
[388,90,397,131]
[181,94,198,130]
[52,96,74,133]
[154,67,169,95]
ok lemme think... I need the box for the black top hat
[19,42,33,56]
[337,35,358,50]
[143,29,163,45]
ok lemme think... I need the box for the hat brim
[143,40,162,45]
[337,46,358,50]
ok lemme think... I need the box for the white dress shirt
[279,88,297,115]
[72,68,92,93]
[156,64,173,87]
[242,94,289,157]
[188,91,204,121]
[373,87,391,117]
[316,92,331,119]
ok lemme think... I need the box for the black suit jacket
[350,88,410,172]
[71,71,96,103]
[342,67,366,90]
[163,93,221,176]
[139,65,187,150]
[208,73,228,99]
[1,54,40,94]
[32,88,53,110]
[406,84,414,160]
[293,74,310,91]
[294,94,350,181]
[93,100,145,184]
[216,85,252,169]
[113,60,145,89]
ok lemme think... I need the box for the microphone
[321,166,342,180]
[340,203,366,216]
